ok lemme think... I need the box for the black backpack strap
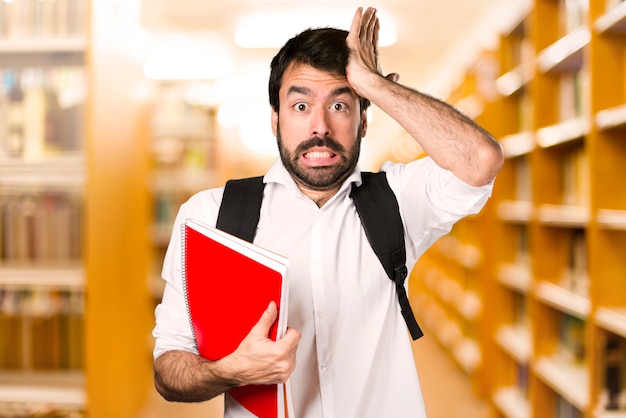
[216,173,423,340]
[350,172,423,340]
[216,176,265,243]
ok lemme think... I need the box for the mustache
[295,136,345,155]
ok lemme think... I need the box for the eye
[331,101,348,112]
[293,102,308,112]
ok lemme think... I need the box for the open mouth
[304,150,336,160]
[302,149,338,165]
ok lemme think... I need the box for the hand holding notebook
[181,218,295,418]
[223,300,299,383]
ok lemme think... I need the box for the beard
[277,124,362,191]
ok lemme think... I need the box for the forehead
[280,63,353,97]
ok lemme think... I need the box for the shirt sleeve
[381,157,494,264]
[152,188,224,359]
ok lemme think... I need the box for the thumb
[385,72,400,83]
[250,301,278,338]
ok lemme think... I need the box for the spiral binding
[181,220,199,351]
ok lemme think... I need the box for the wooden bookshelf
[410,0,626,417]
[409,50,504,398]
[590,1,626,415]
[0,1,153,417]
[0,371,85,415]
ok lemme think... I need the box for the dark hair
[268,27,371,112]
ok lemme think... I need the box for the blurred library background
[1,0,626,417]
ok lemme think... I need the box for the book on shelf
[153,191,178,243]
[599,334,626,411]
[0,2,7,39]
[59,311,84,370]
[556,394,583,418]
[23,79,45,158]
[0,288,84,371]
[32,315,62,369]
[563,229,589,298]
[559,313,585,364]
[517,89,533,132]
[0,314,24,368]
[182,218,292,418]
[0,0,87,40]
[515,156,532,202]
[4,69,25,157]
[560,145,589,207]
[515,224,530,269]
[560,0,588,35]
[516,362,530,396]
[505,38,523,72]
[513,292,529,328]
[0,67,86,159]
[65,0,88,37]
[0,192,83,263]
[502,15,532,73]
[558,71,588,123]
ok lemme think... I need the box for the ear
[271,108,278,136]
[360,110,368,138]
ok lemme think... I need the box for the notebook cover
[182,219,289,417]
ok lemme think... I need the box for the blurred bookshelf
[0,1,153,417]
[410,0,626,417]
[145,82,275,298]
[147,83,220,297]
[0,2,88,415]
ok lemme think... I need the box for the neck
[297,184,341,208]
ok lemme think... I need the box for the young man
[152,7,503,417]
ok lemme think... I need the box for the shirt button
[317,311,325,319]
[321,363,329,372]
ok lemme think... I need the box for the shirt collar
[264,158,366,197]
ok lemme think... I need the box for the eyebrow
[286,85,355,98]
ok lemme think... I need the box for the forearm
[154,350,237,402]
[345,7,503,185]
[362,74,503,186]
[153,303,300,403]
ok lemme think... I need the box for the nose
[310,107,330,137]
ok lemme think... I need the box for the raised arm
[154,302,300,402]
[346,7,504,186]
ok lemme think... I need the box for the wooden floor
[138,334,491,418]
[412,336,491,418]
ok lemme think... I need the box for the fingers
[364,9,380,71]
[347,7,382,77]
[264,327,299,383]
[280,327,301,348]
[347,7,363,48]
[249,301,278,338]
[373,15,380,56]
[385,73,400,83]
[348,7,377,45]
[275,328,301,381]
[363,8,377,44]
[228,303,299,386]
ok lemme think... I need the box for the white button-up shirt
[153,157,493,418]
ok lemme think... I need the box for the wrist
[355,72,394,105]
[203,355,243,388]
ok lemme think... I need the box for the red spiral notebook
[182,218,292,418]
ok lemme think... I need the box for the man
[153,7,503,417]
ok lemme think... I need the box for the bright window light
[217,103,240,128]
[234,9,397,49]
[144,35,234,80]
[236,102,277,155]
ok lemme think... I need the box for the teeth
[306,151,332,159]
